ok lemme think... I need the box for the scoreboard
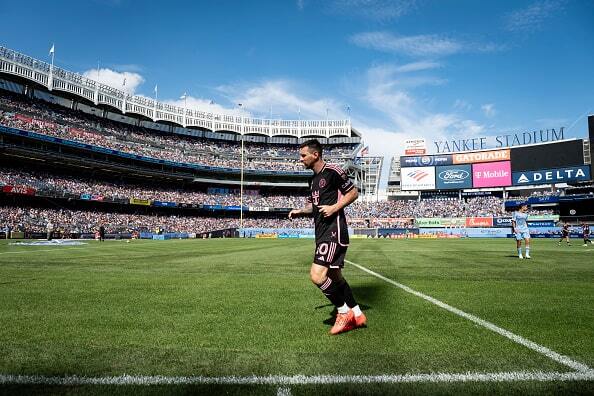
[400,139,591,191]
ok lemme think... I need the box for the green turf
[0,238,592,394]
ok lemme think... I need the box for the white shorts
[515,231,530,241]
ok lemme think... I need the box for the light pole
[48,44,55,91]
[180,92,187,127]
[237,103,245,230]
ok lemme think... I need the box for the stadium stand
[0,92,355,172]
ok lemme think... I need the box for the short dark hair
[300,139,323,156]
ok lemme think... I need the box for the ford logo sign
[438,169,469,181]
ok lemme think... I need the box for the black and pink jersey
[307,163,355,245]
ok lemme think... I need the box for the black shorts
[313,241,347,269]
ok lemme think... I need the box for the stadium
[1,29,594,396]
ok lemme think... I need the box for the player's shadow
[314,283,383,326]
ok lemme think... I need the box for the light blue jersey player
[512,203,531,259]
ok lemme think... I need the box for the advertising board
[405,138,427,155]
[416,218,466,227]
[130,198,151,206]
[435,164,472,189]
[493,217,512,227]
[152,201,177,207]
[400,155,452,167]
[401,166,436,190]
[2,185,36,195]
[453,149,510,165]
[510,139,585,172]
[465,217,494,227]
[512,165,591,186]
[472,161,512,188]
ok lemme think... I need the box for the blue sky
[1,0,593,166]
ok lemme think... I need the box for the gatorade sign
[512,165,591,186]
[453,149,510,164]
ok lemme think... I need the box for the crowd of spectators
[0,93,354,172]
[0,168,307,207]
[1,166,557,235]
[0,196,556,235]
[0,206,314,235]
[507,190,561,200]
[346,196,512,219]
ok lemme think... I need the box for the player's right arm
[288,202,313,219]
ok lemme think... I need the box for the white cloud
[350,31,505,57]
[82,68,144,95]
[296,0,305,10]
[163,95,248,117]
[329,0,417,21]
[362,62,486,153]
[453,99,472,111]
[481,103,497,118]
[504,0,565,33]
[395,61,441,73]
[216,80,343,120]
[351,32,462,57]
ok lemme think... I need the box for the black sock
[317,277,345,307]
[338,279,358,308]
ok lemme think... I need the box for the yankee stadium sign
[434,128,564,153]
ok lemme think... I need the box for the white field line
[0,371,593,385]
[345,259,592,373]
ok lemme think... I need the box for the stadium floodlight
[237,103,245,229]
[48,44,55,91]
[180,92,188,127]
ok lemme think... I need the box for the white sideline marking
[346,259,592,373]
[0,371,593,385]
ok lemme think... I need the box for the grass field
[0,238,593,395]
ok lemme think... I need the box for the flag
[360,146,369,157]
[122,78,126,87]
[237,103,243,107]
[49,44,55,56]
[180,92,187,100]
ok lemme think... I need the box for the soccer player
[289,139,366,335]
[558,222,571,246]
[46,220,53,241]
[582,222,592,246]
[511,203,531,259]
